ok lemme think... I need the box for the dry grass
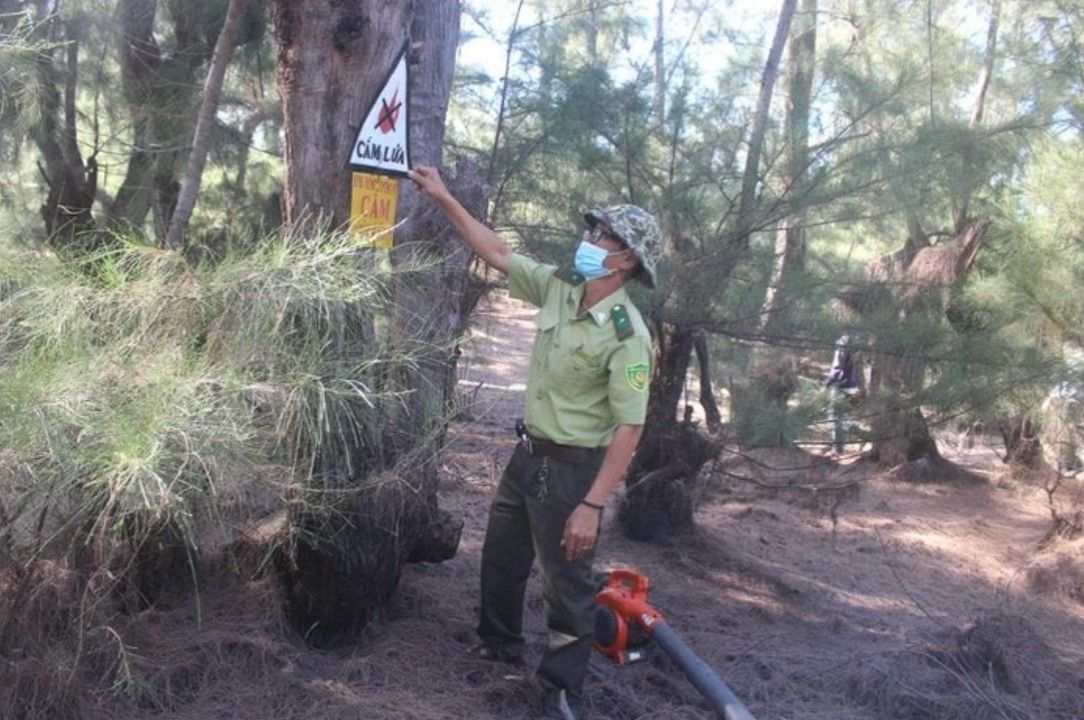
[3,278,1084,720]
[1027,537,1084,605]
[5,427,1083,720]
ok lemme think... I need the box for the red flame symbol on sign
[375,89,402,134]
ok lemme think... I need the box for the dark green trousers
[478,443,602,709]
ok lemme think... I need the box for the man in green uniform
[408,165,663,720]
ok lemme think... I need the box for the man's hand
[562,503,601,562]
[558,423,642,563]
[407,166,451,203]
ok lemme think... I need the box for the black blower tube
[650,621,757,720]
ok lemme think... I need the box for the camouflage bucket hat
[584,204,664,289]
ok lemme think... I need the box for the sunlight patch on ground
[457,378,527,392]
[829,589,931,617]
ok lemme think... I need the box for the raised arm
[407,166,511,274]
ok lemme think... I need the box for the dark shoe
[540,687,581,720]
[468,642,524,666]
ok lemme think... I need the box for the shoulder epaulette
[611,304,634,340]
[553,266,585,286]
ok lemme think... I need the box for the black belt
[515,420,604,464]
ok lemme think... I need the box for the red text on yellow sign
[350,173,398,248]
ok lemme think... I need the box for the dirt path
[122,290,1084,720]
[398,290,1084,719]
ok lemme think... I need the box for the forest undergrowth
[4,0,1084,717]
[4,291,1079,720]
[0,230,451,719]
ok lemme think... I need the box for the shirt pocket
[563,343,608,390]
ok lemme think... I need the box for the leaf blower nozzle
[594,568,758,720]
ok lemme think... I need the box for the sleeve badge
[625,362,649,392]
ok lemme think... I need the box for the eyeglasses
[585,225,624,248]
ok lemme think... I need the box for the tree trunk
[484,0,525,196]
[620,324,706,541]
[640,324,697,465]
[867,220,989,470]
[694,333,722,431]
[653,0,665,124]
[31,13,99,255]
[756,0,815,334]
[620,0,796,539]
[1000,415,1043,467]
[869,398,941,467]
[165,0,249,249]
[111,0,189,237]
[954,0,1000,231]
[388,0,472,565]
[111,0,266,242]
[854,2,996,472]
[734,0,797,252]
[274,1,410,228]
[740,0,816,446]
[271,0,463,644]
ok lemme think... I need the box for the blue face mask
[574,240,616,279]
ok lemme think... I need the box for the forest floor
[102,290,1084,720]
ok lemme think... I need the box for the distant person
[824,333,862,456]
[1043,339,1083,476]
[408,165,663,720]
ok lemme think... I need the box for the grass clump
[0,227,440,717]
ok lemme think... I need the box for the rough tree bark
[388,0,475,564]
[273,2,412,228]
[271,0,465,643]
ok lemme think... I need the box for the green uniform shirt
[507,253,652,448]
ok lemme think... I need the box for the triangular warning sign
[348,42,411,178]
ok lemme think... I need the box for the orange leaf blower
[594,568,758,720]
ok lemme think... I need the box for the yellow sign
[350,172,398,248]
